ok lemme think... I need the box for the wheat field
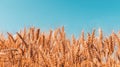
[0,27,120,67]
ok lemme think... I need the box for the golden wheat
[0,27,120,67]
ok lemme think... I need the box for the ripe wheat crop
[0,27,120,67]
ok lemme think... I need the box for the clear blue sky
[0,0,120,37]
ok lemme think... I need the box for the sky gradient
[0,0,120,37]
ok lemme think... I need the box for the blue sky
[0,0,120,37]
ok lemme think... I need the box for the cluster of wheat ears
[0,27,120,67]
